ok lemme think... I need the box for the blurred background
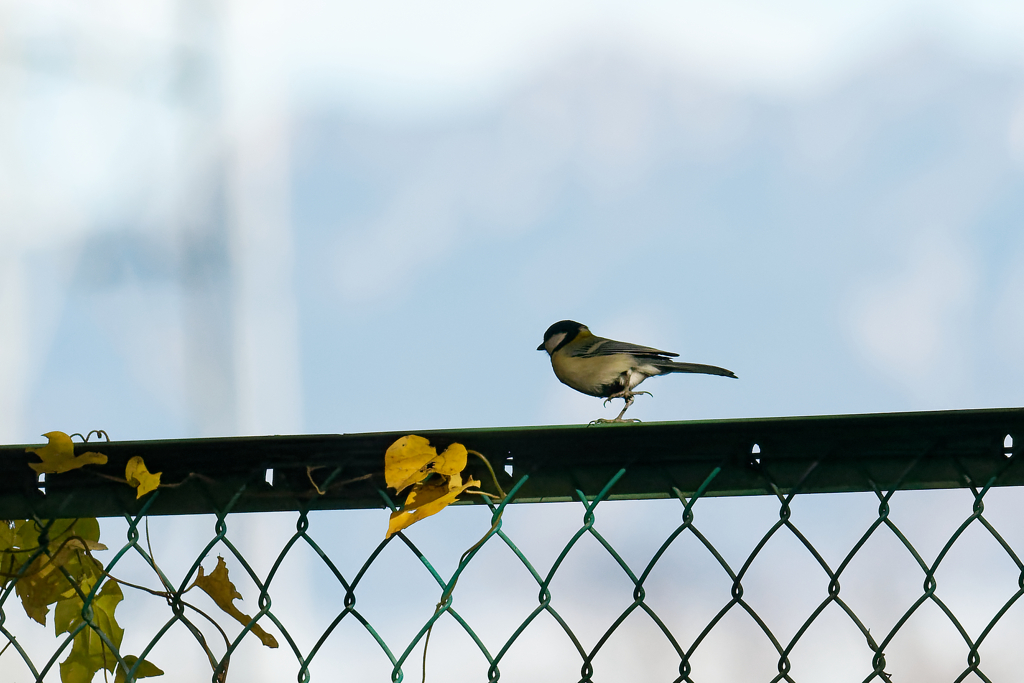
[3,1,1024,681]
[3,0,1024,441]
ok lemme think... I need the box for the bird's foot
[589,417,642,425]
[595,390,649,423]
[602,390,652,408]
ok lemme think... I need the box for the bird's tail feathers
[659,361,737,378]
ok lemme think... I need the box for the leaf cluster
[383,436,482,539]
[382,437,510,683]
[0,518,162,683]
[8,430,277,682]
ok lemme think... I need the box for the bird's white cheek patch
[545,332,567,354]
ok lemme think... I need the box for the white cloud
[285,0,1024,116]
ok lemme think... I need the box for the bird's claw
[603,390,652,408]
[596,390,652,423]
[589,417,642,426]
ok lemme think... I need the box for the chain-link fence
[1,407,1022,682]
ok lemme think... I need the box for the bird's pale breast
[551,352,636,397]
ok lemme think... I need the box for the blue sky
[3,1,1024,440]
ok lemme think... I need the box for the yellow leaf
[384,435,436,492]
[432,443,468,476]
[125,456,162,498]
[58,579,125,682]
[0,521,16,551]
[63,538,108,553]
[26,432,108,475]
[54,573,102,636]
[9,519,106,627]
[385,473,482,539]
[17,549,103,627]
[59,658,95,683]
[16,561,67,625]
[53,590,81,636]
[114,655,164,682]
[192,556,279,648]
[54,518,102,545]
[384,435,468,494]
[3,518,106,630]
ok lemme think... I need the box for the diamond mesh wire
[0,409,1021,682]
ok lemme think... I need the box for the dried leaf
[384,435,468,494]
[125,456,162,498]
[27,432,107,475]
[386,473,482,539]
[192,556,279,648]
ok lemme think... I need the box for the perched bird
[537,320,736,423]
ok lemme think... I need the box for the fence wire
[0,407,1021,682]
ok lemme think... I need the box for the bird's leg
[613,393,636,420]
[592,390,650,425]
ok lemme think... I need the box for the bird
[537,320,736,423]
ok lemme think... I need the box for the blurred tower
[219,0,303,436]
[223,72,304,434]
[175,0,238,436]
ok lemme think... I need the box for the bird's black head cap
[538,320,586,351]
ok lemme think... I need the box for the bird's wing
[569,337,680,359]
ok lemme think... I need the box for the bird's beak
[536,343,545,351]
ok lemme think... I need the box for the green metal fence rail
[1,406,1022,682]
